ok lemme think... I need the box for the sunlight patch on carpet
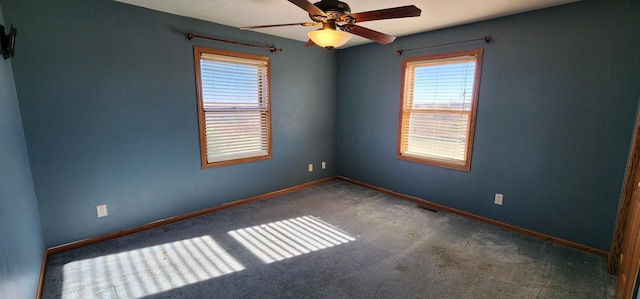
[61,235,244,298]
[228,215,356,264]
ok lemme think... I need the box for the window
[194,46,272,168]
[398,49,483,171]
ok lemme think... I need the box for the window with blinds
[194,46,272,168]
[398,49,483,171]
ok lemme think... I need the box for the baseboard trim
[337,176,609,258]
[37,174,606,299]
[47,176,336,256]
[36,250,48,299]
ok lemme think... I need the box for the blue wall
[0,0,338,248]
[1,0,638,296]
[0,3,45,298]
[0,0,637,258]
[337,0,640,251]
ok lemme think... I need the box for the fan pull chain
[187,33,283,53]
[395,35,490,55]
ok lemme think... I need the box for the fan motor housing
[311,0,353,23]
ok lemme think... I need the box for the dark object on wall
[1,24,17,59]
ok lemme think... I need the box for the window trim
[193,46,272,169]
[397,48,483,171]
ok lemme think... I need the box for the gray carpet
[42,180,616,298]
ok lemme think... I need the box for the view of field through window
[195,48,271,167]
[399,50,482,170]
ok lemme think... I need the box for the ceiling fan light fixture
[307,28,351,49]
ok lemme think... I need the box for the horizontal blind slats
[400,54,478,165]
[204,111,269,161]
[207,150,270,163]
[201,53,268,66]
[404,113,469,161]
[199,52,271,164]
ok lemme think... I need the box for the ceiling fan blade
[349,5,421,23]
[305,39,316,47]
[240,22,318,30]
[341,24,396,45]
[288,0,327,17]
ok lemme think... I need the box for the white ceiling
[115,0,579,48]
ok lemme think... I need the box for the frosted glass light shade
[307,29,352,49]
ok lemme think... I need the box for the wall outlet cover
[96,204,108,217]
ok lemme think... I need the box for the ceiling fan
[240,0,421,50]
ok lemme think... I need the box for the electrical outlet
[96,204,108,217]
[308,164,313,172]
[494,194,504,205]
[322,161,326,169]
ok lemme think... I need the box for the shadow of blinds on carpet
[61,235,244,298]
[228,215,356,264]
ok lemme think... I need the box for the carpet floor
[42,180,615,298]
